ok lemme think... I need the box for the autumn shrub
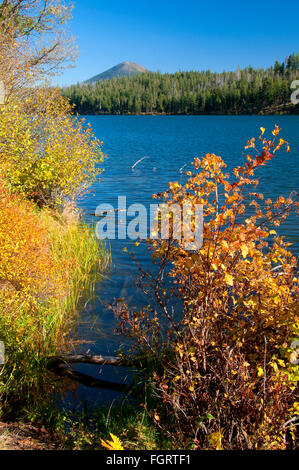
[117,127,299,450]
[0,3,100,209]
[0,89,104,207]
[0,183,63,313]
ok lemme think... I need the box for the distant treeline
[63,54,299,115]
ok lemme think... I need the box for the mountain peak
[84,62,148,84]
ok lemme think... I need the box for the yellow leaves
[273,295,281,305]
[207,430,224,450]
[260,127,265,135]
[243,299,257,310]
[245,138,256,150]
[241,244,249,259]
[274,137,290,154]
[225,193,239,205]
[101,433,124,451]
[224,273,234,286]
[272,125,280,136]
[270,361,279,373]
[168,181,181,192]
[223,209,234,219]
[221,240,229,250]
[0,94,104,206]
[176,344,184,359]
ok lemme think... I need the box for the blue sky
[56,0,299,86]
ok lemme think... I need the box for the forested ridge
[63,54,299,115]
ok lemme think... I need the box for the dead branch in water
[47,355,136,393]
[48,354,124,366]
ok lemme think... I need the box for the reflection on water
[64,116,299,408]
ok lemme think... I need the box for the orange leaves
[151,129,297,342]
[118,127,298,450]
[223,180,232,192]
[0,185,61,307]
[239,126,290,177]
[245,138,256,150]
[273,138,290,154]
[168,181,181,192]
[272,125,280,136]
[225,193,240,205]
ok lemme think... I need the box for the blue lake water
[67,116,299,408]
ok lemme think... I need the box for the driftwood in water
[49,354,124,366]
[47,354,135,393]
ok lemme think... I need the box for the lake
[67,116,299,408]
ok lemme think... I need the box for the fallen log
[48,354,124,367]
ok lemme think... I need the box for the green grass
[29,397,176,450]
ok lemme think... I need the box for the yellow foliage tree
[0,1,108,417]
[0,89,104,207]
[0,0,76,101]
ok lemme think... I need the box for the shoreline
[76,111,299,116]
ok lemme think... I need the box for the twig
[131,156,150,170]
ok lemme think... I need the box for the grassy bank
[0,190,109,421]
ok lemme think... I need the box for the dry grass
[0,422,57,450]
